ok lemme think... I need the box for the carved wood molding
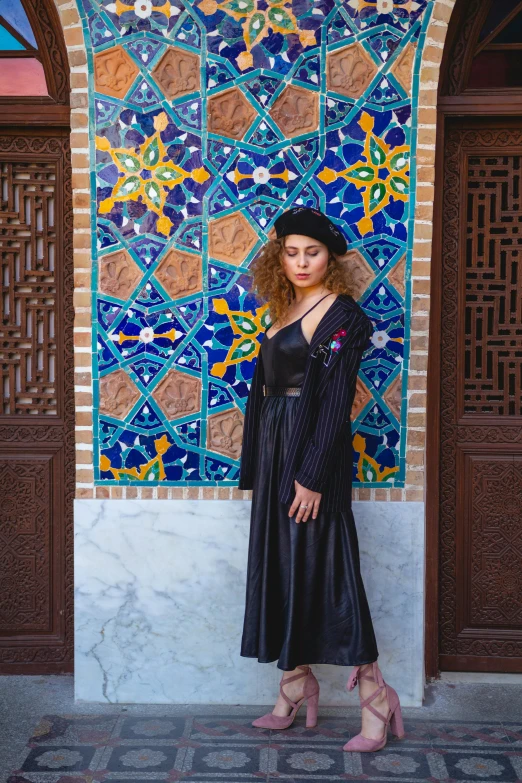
[0,132,74,667]
[470,457,522,627]
[22,0,70,104]
[440,0,489,97]
[0,458,52,630]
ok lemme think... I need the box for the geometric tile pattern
[77,0,435,487]
[8,714,522,782]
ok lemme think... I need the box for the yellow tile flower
[318,112,409,236]
[96,112,210,236]
[198,0,316,71]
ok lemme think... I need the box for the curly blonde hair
[250,236,352,326]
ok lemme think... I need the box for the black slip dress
[240,297,379,671]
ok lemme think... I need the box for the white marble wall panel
[74,500,425,706]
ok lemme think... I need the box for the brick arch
[402,0,457,503]
[352,0,458,503]
[51,1,93,498]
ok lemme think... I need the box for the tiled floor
[1,675,522,783]
[5,712,522,782]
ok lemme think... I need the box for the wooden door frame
[0,0,74,673]
[426,98,522,679]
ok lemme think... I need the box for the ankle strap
[279,666,311,709]
[281,666,310,686]
[346,661,383,692]
[346,662,388,724]
[359,686,388,723]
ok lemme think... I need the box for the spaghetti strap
[299,292,335,320]
[264,293,335,341]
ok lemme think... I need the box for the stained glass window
[0,0,47,96]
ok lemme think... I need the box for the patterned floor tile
[186,741,270,776]
[28,714,119,745]
[268,743,347,777]
[440,749,521,780]
[358,747,441,779]
[265,719,349,744]
[190,715,271,741]
[19,745,99,772]
[267,717,430,747]
[413,720,514,747]
[117,715,188,739]
[502,721,522,746]
[8,714,522,783]
[98,743,185,772]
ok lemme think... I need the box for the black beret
[273,206,348,255]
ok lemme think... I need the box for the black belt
[263,385,301,397]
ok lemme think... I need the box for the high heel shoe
[252,665,320,729]
[343,661,405,752]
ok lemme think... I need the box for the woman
[238,206,404,752]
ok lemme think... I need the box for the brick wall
[401,0,456,503]
[52,0,94,497]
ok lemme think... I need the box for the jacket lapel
[308,296,367,391]
[309,297,348,353]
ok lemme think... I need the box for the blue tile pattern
[77,0,435,487]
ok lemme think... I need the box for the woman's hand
[289,480,322,523]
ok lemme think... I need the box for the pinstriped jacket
[238,293,374,512]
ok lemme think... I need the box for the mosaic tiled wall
[77,0,433,488]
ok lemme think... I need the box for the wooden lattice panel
[439,126,522,670]
[464,155,522,416]
[0,161,57,415]
[0,134,73,673]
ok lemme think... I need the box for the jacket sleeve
[293,314,373,494]
[238,347,265,490]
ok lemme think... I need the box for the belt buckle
[262,384,266,396]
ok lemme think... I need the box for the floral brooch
[311,327,348,366]
[330,328,347,352]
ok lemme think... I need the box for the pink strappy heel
[343,661,405,752]
[252,665,320,729]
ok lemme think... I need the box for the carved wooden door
[0,131,74,672]
[439,123,522,672]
